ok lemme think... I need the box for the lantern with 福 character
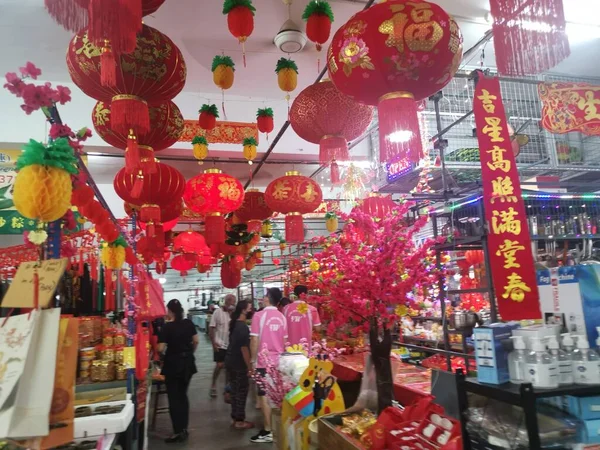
[223,0,256,67]
[234,189,273,233]
[93,100,184,174]
[328,0,463,164]
[67,24,186,157]
[302,0,334,51]
[290,79,373,182]
[184,169,245,246]
[198,104,219,131]
[192,136,209,164]
[242,137,257,164]
[114,163,185,236]
[265,171,323,243]
[256,108,274,136]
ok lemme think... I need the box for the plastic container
[526,337,559,389]
[548,336,573,385]
[572,335,600,385]
[562,333,576,353]
[508,336,528,384]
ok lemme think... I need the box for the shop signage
[539,82,600,136]
[473,73,541,320]
[179,120,258,144]
[386,157,414,182]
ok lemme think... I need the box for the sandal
[234,421,255,430]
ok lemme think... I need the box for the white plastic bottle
[509,336,528,384]
[526,337,559,389]
[572,335,600,385]
[548,336,573,385]
[561,333,576,354]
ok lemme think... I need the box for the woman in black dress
[157,299,199,443]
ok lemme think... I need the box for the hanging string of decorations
[192,136,209,164]
[223,0,256,67]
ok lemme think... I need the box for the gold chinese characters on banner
[539,82,600,136]
[179,120,258,144]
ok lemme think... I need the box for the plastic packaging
[561,333,576,353]
[547,336,573,385]
[572,335,600,385]
[508,336,528,384]
[526,337,559,389]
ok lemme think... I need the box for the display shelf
[76,380,127,393]
[394,341,476,359]
[74,396,134,439]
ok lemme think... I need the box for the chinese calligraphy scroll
[473,74,541,321]
[539,82,600,136]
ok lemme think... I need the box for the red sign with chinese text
[473,74,541,321]
[539,82,600,136]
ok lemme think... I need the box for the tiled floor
[148,334,263,450]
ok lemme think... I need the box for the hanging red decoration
[465,250,484,267]
[328,1,463,164]
[93,100,184,174]
[256,108,274,136]
[221,259,242,288]
[171,253,197,277]
[302,0,334,51]
[290,80,373,182]
[223,0,256,67]
[184,169,245,246]
[234,189,272,233]
[198,104,219,131]
[173,230,209,255]
[67,24,186,142]
[489,0,569,76]
[125,199,183,225]
[264,171,323,243]
[330,161,340,185]
[354,193,397,220]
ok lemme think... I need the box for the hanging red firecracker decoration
[290,79,373,182]
[67,24,186,149]
[256,107,274,138]
[198,104,219,131]
[242,137,258,164]
[303,0,334,71]
[223,0,256,67]
[265,171,323,243]
[234,189,273,233]
[171,253,197,277]
[328,0,463,164]
[184,168,245,246]
[93,100,184,174]
[221,259,242,288]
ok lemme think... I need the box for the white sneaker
[250,430,273,443]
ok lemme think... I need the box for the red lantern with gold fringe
[184,169,245,246]
[328,0,463,164]
[265,171,322,243]
[290,80,373,181]
[234,189,272,233]
[354,193,397,220]
[221,259,242,289]
[93,100,184,174]
[171,253,197,277]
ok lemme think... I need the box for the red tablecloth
[332,352,431,406]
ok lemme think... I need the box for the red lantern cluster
[328,0,463,163]
[184,169,245,246]
[265,171,323,243]
[221,259,242,289]
[234,189,273,233]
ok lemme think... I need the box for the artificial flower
[4,72,23,95]
[28,229,48,245]
[19,62,41,79]
[49,124,74,140]
[76,127,92,140]
[54,85,71,104]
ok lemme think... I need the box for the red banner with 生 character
[539,82,600,136]
[473,73,541,321]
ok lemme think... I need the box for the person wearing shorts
[209,294,236,398]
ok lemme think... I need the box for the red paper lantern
[264,171,323,243]
[183,169,245,246]
[224,0,255,66]
[328,1,463,163]
[125,200,183,224]
[303,1,334,51]
[173,230,209,255]
[355,193,397,220]
[465,250,484,267]
[114,163,185,234]
[171,253,197,277]
[234,189,273,232]
[257,115,274,135]
[93,100,184,173]
[67,24,186,138]
[290,80,373,179]
[221,259,242,289]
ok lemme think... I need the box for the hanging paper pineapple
[13,138,78,223]
[261,219,273,238]
[325,212,338,233]
[192,136,209,164]
[101,237,128,270]
[276,58,298,94]
[279,239,287,253]
[223,0,256,67]
[198,104,219,131]
[242,137,258,164]
[302,0,334,51]
[256,107,274,137]
[213,55,235,90]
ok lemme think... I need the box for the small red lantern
[355,193,397,220]
[184,169,245,246]
[303,0,334,51]
[223,0,256,67]
[198,104,219,131]
[256,108,274,136]
[465,250,484,267]
[265,171,323,243]
[234,189,273,233]
[171,253,197,277]
[221,259,242,288]
[328,0,463,163]
[173,230,209,255]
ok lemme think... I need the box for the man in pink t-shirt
[283,285,321,348]
[250,288,287,444]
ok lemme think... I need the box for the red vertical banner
[473,73,541,321]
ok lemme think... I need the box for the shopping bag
[0,308,61,440]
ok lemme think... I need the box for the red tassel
[285,213,304,243]
[100,43,117,88]
[205,214,225,245]
[319,135,349,165]
[330,160,340,185]
[44,0,88,32]
[33,270,40,310]
[140,204,161,224]
[139,146,156,174]
[125,130,140,173]
[131,172,144,199]
[111,95,150,136]
[378,92,422,163]
[88,0,140,54]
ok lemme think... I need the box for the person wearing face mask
[209,294,236,398]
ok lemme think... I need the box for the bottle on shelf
[547,336,573,385]
[526,337,559,389]
[572,335,600,385]
[508,336,528,384]
[561,333,576,354]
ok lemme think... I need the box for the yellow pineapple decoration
[13,138,78,223]
[276,58,298,114]
[100,237,128,270]
[279,239,287,253]
[325,211,338,233]
[242,137,257,164]
[192,136,209,164]
[212,55,235,90]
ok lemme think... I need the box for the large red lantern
[221,259,242,289]
[234,189,273,233]
[265,171,323,243]
[67,24,187,139]
[184,169,245,246]
[328,1,463,163]
[93,100,184,173]
[290,79,373,180]
[171,253,197,277]
[173,230,209,255]
[114,163,185,234]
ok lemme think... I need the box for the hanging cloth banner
[539,82,600,136]
[178,120,258,144]
[473,72,541,321]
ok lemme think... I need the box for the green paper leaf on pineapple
[222,0,256,15]
[199,104,220,117]
[212,55,236,72]
[302,0,334,22]
[275,58,298,74]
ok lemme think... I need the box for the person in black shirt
[225,300,254,430]
[157,299,199,443]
